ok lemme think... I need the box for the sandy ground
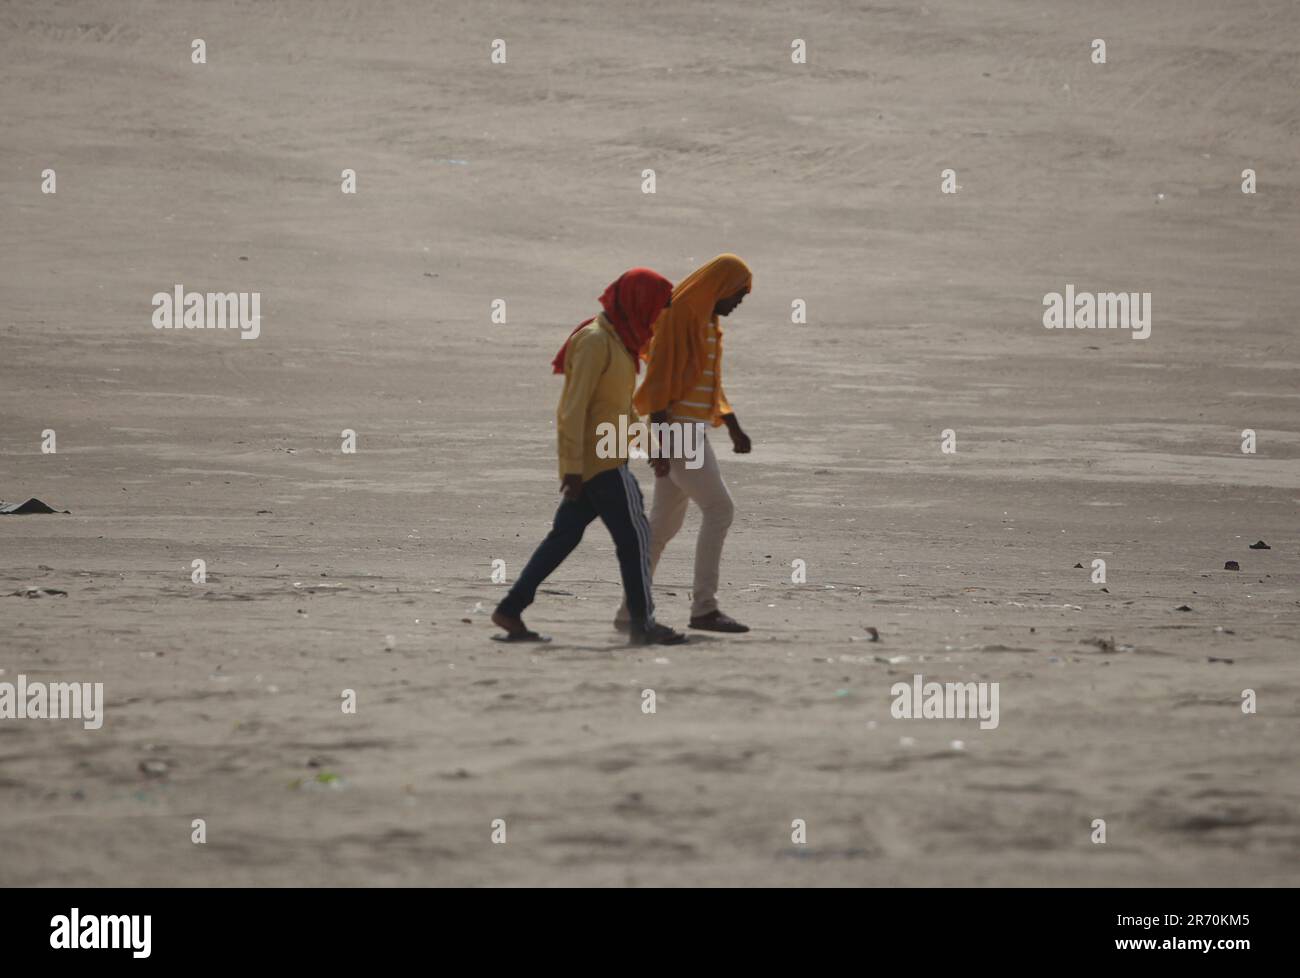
[1,0,1298,886]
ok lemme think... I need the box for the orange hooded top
[633,254,752,426]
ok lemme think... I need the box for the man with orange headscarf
[615,254,754,634]
[493,268,688,647]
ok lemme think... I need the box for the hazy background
[1,0,1297,885]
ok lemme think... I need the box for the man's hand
[560,474,584,500]
[723,413,752,454]
[650,409,672,476]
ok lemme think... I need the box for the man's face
[714,289,747,317]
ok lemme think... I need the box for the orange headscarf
[633,254,752,421]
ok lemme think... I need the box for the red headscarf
[552,268,673,374]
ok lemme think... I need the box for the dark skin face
[713,287,748,317]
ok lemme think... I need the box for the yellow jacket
[634,254,750,426]
[556,315,638,481]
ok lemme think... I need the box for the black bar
[1,887,1284,964]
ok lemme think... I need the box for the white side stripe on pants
[624,466,654,621]
[620,466,653,621]
[618,465,654,623]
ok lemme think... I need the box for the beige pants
[617,428,735,622]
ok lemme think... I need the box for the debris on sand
[1207,656,1234,664]
[138,759,170,778]
[1080,636,1135,654]
[10,586,67,598]
[293,771,344,791]
[1224,561,1240,571]
[1073,562,1084,568]
[1249,540,1271,550]
[0,498,69,514]
[1175,604,1193,612]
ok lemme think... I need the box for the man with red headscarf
[492,269,688,646]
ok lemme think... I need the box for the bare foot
[492,609,527,637]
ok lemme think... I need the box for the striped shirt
[670,320,718,423]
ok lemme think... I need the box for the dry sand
[1,0,1297,886]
